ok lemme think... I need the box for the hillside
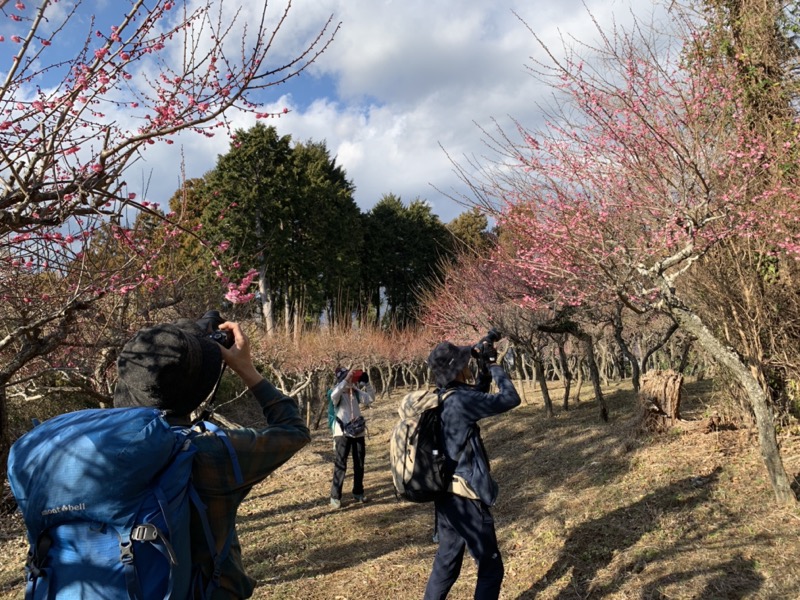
[2,378,800,599]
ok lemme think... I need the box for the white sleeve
[331,380,347,405]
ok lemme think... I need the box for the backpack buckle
[26,532,53,576]
[26,549,43,578]
[119,541,134,564]
[130,524,159,542]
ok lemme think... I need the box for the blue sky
[1,0,669,224]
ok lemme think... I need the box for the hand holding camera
[196,311,262,388]
[346,370,370,390]
[472,328,501,368]
[196,310,235,349]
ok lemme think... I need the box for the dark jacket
[439,365,521,506]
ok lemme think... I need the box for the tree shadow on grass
[484,390,639,516]
[240,496,438,584]
[516,468,733,599]
[638,555,763,599]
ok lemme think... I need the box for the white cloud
[129,0,670,223]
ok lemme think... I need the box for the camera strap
[194,363,228,424]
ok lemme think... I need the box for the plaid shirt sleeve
[189,378,311,598]
[193,378,311,491]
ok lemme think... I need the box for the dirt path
[3,379,800,599]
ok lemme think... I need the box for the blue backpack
[7,406,241,600]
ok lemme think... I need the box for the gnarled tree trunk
[668,303,795,504]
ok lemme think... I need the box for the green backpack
[326,388,335,432]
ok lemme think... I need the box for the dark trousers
[423,494,504,600]
[330,435,365,500]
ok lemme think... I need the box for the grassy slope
[2,378,800,599]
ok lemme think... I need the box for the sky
[3,0,671,224]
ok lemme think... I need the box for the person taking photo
[329,366,375,508]
[422,337,520,600]
[114,318,310,598]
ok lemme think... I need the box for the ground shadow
[516,468,730,599]
[240,496,438,583]
[638,554,763,599]
[483,388,639,515]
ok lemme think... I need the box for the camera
[196,310,234,349]
[471,328,501,375]
[350,369,369,385]
[471,328,501,362]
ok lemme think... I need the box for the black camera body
[471,328,502,376]
[196,310,234,349]
[471,328,501,362]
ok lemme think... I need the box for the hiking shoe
[330,498,341,509]
[353,494,368,503]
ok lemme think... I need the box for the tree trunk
[259,270,275,336]
[572,357,584,403]
[381,365,392,398]
[596,342,611,386]
[556,338,572,411]
[533,358,554,417]
[678,337,694,374]
[294,306,302,344]
[669,303,795,504]
[514,355,529,404]
[550,351,563,381]
[613,306,641,393]
[641,323,679,376]
[575,331,608,422]
[284,292,292,335]
[538,321,606,419]
[519,353,532,383]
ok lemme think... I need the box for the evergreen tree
[447,208,492,253]
[288,140,361,328]
[363,194,452,327]
[196,123,360,334]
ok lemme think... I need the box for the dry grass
[3,378,800,599]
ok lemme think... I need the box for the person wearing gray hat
[422,337,520,600]
[114,318,311,599]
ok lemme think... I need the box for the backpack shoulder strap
[185,421,243,597]
[187,485,237,598]
[192,421,243,485]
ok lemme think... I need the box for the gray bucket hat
[113,320,223,416]
[427,341,473,388]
